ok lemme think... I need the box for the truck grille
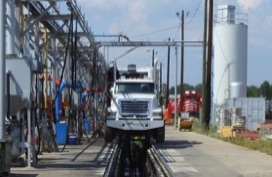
[120,100,149,116]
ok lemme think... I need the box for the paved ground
[155,126,272,177]
[9,138,112,177]
[8,126,272,177]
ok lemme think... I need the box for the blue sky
[76,0,272,87]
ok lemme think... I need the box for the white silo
[213,5,248,105]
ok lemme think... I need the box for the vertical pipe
[44,29,48,109]
[180,10,184,113]
[6,73,10,123]
[113,61,116,82]
[165,38,170,108]
[160,62,162,96]
[0,0,6,139]
[107,47,109,65]
[34,23,39,62]
[174,46,178,129]
[152,49,154,67]
[34,23,40,118]
[93,50,97,131]
[55,92,61,122]
[27,107,31,167]
[31,100,36,166]
[19,5,24,56]
[52,38,57,94]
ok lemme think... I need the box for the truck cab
[105,64,165,143]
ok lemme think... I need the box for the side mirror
[110,87,114,94]
[159,95,163,106]
[107,87,114,107]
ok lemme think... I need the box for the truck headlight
[152,111,162,117]
[108,111,117,118]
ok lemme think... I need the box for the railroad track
[144,145,174,177]
[103,137,174,177]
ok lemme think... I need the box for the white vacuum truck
[105,62,165,143]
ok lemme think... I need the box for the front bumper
[106,118,164,131]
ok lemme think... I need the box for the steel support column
[0,0,6,139]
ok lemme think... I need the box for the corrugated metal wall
[215,97,265,130]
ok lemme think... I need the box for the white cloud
[77,0,126,10]
[237,0,262,11]
[107,22,120,34]
[128,1,146,22]
[77,0,106,9]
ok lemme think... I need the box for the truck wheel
[104,126,114,142]
[156,126,165,143]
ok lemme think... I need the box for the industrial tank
[213,5,248,105]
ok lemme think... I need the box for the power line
[128,1,203,39]
[185,0,203,25]
[132,25,179,38]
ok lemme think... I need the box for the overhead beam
[40,14,71,21]
[47,32,89,38]
[95,41,203,47]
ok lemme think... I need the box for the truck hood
[114,93,156,100]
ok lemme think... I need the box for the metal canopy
[17,0,106,85]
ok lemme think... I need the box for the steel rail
[103,140,121,177]
[146,145,175,177]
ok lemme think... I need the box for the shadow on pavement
[155,140,202,149]
[8,174,38,177]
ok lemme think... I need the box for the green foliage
[260,81,272,99]
[247,85,260,97]
[192,118,207,134]
[192,119,219,138]
[223,138,272,155]
[194,84,202,93]
[247,81,272,99]
[169,87,175,94]
[169,83,202,95]
[168,81,272,100]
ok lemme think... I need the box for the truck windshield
[116,83,154,94]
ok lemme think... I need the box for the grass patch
[192,119,219,138]
[192,119,272,155]
[223,138,272,155]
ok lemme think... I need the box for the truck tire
[104,126,114,143]
[155,126,165,143]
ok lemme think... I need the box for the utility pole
[165,38,171,108]
[205,0,214,128]
[180,10,184,112]
[175,46,178,129]
[160,63,162,95]
[152,49,155,67]
[201,0,208,125]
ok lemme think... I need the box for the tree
[260,81,272,99]
[247,85,260,97]
[168,82,272,99]
[195,84,202,93]
[183,83,195,91]
[169,83,202,95]
[169,87,176,94]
